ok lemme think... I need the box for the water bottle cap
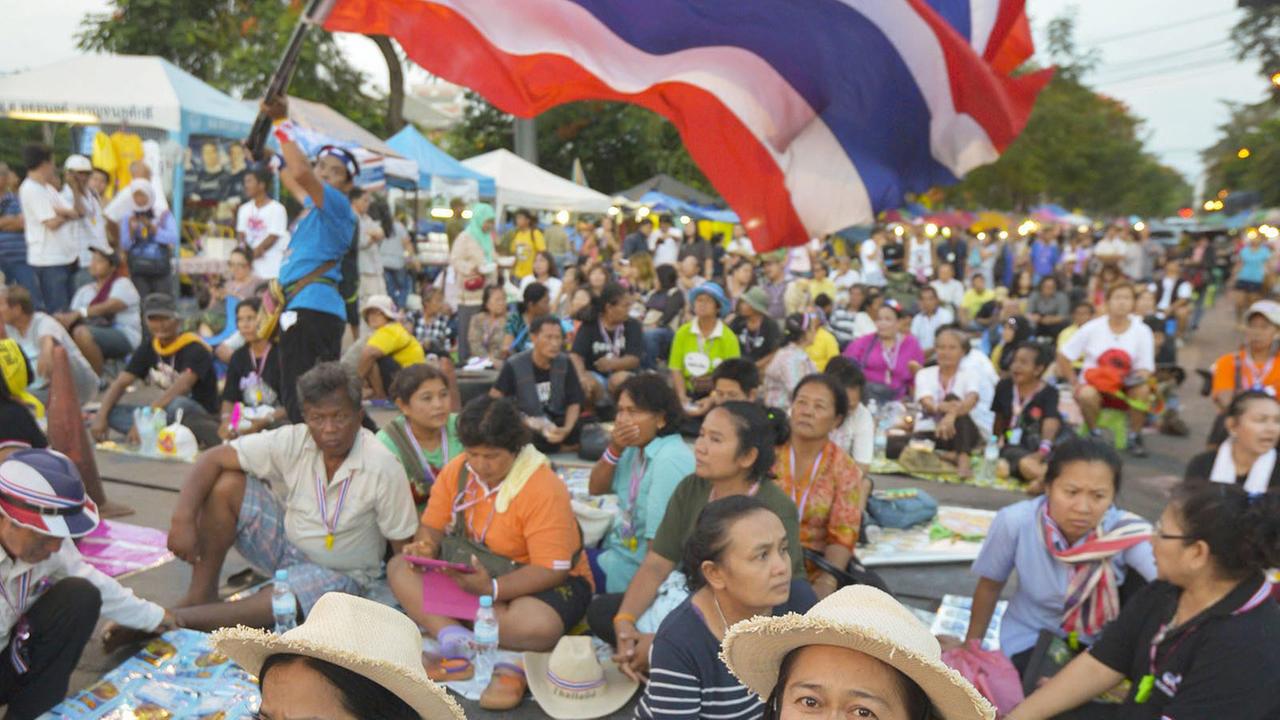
[275,569,288,581]
[479,595,493,607]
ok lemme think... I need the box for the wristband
[271,119,298,145]
[78,307,88,319]
[601,446,621,466]
[613,612,638,625]
[491,578,499,602]
[1038,440,1053,456]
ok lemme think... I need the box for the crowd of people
[0,115,1276,720]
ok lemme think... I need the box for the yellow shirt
[805,327,840,371]
[368,323,426,368]
[110,131,144,190]
[961,288,996,321]
[511,229,546,279]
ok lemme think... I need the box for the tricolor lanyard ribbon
[618,452,647,549]
[405,425,450,487]
[599,319,625,358]
[881,337,901,385]
[936,371,957,406]
[1242,351,1274,392]
[0,571,33,674]
[1011,382,1043,427]
[788,446,824,521]
[452,466,501,544]
[314,472,353,551]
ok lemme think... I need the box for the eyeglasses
[1153,519,1193,541]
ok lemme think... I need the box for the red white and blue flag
[323,0,1050,250]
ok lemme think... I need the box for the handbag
[577,421,609,461]
[803,548,890,594]
[127,235,170,278]
[256,260,337,340]
[865,487,937,529]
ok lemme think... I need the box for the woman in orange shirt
[387,395,592,710]
[1209,300,1280,445]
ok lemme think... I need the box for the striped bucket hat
[0,449,100,538]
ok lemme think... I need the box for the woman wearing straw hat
[722,584,996,720]
[214,592,466,720]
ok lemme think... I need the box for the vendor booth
[461,148,613,220]
[387,125,495,201]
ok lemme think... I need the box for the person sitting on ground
[681,357,762,435]
[991,315,1034,376]
[761,313,819,408]
[641,264,685,368]
[1027,274,1070,340]
[0,286,98,407]
[519,250,562,309]
[992,342,1064,494]
[930,261,965,311]
[1054,300,1095,377]
[669,282,741,413]
[92,293,221,449]
[633,496,814,714]
[357,295,425,400]
[731,286,782,369]
[0,449,178,719]
[224,247,262,302]
[587,402,811,682]
[490,315,583,453]
[57,243,141,374]
[772,374,868,598]
[1185,390,1280,492]
[907,327,987,476]
[1208,300,1280,433]
[724,585,997,720]
[1007,484,1280,720]
[951,439,1156,673]
[841,299,923,405]
[218,298,285,441]
[467,285,509,367]
[164,362,417,632]
[1057,282,1156,456]
[824,357,874,471]
[909,286,954,358]
[377,363,463,511]
[388,395,593,710]
[803,296,842,370]
[960,271,997,330]
[0,341,48,449]
[214,592,465,720]
[827,286,875,346]
[504,281,550,356]
[571,281,643,407]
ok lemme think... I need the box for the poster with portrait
[183,135,249,224]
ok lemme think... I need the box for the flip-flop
[101,624,163,654]
[479,662,527,711]
[423,654,474,682]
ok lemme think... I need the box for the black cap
[143,293,178,319]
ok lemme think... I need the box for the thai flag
[323,0,1050,251]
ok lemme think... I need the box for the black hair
[4,286,33,316]
[1072,300,1095,315]
[520,282,549,314]
[933,325,970,355]
[813,293,833,312]
[457,395,529,454]
[347,186,365,202]
[918,285,939,300]
[482,285,507,310]
[229,246,253,267]
[711,358,760,393]
[823,356,865,392]
[236,296,263,315]
[783,313,813,345]
[90,245,121,267]
[259,654,418,720]
[514,208,536,225]
[762,647,934,720]
[682,495,774,592]
[388,363,450,405]
[247,165,272,187]
[1225,389,1280,421]
[91,167,110,182]
[713,401,789,483]
[533,250,560,278]
[22,144,51,172]
[1044,437,1123,493]
[529,314,563,337]
[639,217,654,227]
[792,374,849,425]
[999,316,1033,371]
[587,281,628,322]
[1169,484,1280,581]
[1011,340,1051,370]
[617,373,683,437]
[1039,274,1059,291]
[656,264,679,292]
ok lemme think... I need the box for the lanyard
[1011,382,1042,425]
[0,570,32,675]
[599,319,625,358]
[788,446,824,521]
[453,466,501,543]
[252,346,271,378]
[617,451,648,547]
[936,370,957,404]
[1242,351,1274,391]
[0,571,32,616]
[405,424,450,486]
[314,472,353,551]
[881,337,901,384]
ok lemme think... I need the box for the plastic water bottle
[868,400,887,461]
[979,434,1000,486]
[134,407,156,455]
[473,595,499,687]
[271,569,298,634]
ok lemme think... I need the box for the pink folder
[421,571,480,620]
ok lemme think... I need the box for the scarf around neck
[153,332,209,358]
[1209,439,1276,493]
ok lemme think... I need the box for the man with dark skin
[491,317,583,450]
[165,362,416,631]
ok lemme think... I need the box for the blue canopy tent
[387,126,495,199]
[636,190,739,224]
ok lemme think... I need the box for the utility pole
[514,117,537,165]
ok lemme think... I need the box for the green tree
[75,0,388,135]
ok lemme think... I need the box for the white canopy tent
[461,149,612,219]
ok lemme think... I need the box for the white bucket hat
[213,593,465,720]
[524,636,639,719]
[361,294,399,322]
[721,585,994,720]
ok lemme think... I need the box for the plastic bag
[157,409,198,461]
[941,640,1025,715]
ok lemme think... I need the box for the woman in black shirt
[1008,483,1280,720]
[992,342,1063,492]
[1184,390,1280,492]
[218,298,284,440]
[642,265,685,368]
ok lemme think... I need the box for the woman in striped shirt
[636,495,810,720]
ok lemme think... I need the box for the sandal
[479,662,527,711]
[101,623,163,654]
[423,654,474,683]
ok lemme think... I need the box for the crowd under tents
[461,148,613,220]
[386,125,495,200]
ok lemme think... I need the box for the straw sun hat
[721,585,994,720]
[213,593,465,720]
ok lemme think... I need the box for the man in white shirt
[165,362,417,631]
[18,145,81,313]
[235,167,289,281]
[1092,228,1127,270]
[859,232,886,287]
[58,244,142,372]
[725,224,755,258]
[58,156,108,290]
[0,449,175,718]
[1155,258,1194,338]
[831,252,861,290]
[0,285,98,406]
[929,262,965,311]
[909,287,954,356]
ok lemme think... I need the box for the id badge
[684,352,711,377]
[1007,428,1023,446]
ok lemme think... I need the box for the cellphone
[404,556,475,573]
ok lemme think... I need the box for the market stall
[461,148,613,221]
[386,125,495,200]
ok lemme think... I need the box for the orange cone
[47,344,132,517]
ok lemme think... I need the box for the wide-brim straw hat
[721,585,994,720]
[213,593,465,720]
[525,636,638,719]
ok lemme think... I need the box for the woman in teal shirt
[587,373,693,592]
[376,363,463,511]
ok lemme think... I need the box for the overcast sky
[1,0,1264,193]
